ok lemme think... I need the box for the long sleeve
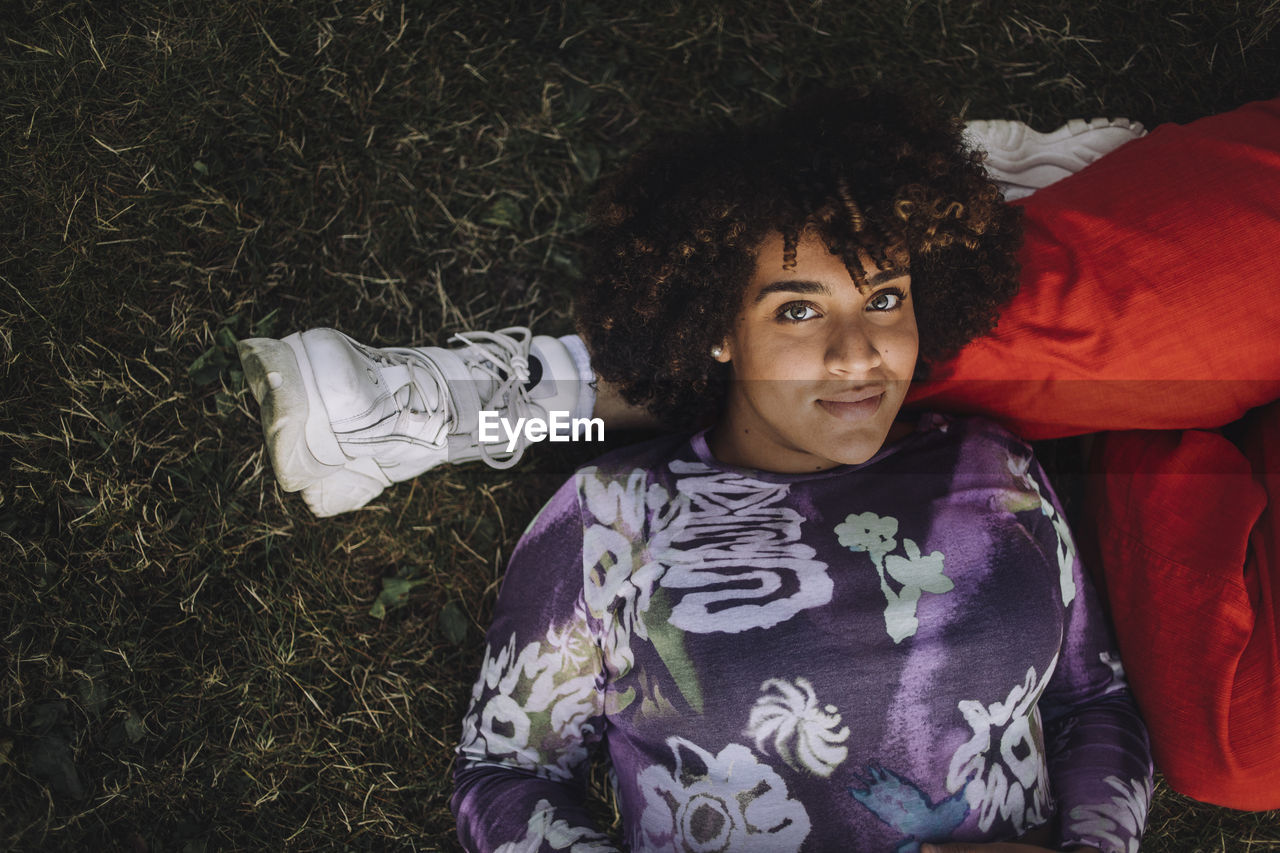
[1021,456,1154,853]
[451,477,620,853]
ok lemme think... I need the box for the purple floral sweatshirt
[452,414,1152,853]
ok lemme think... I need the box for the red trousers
[909,98,1280,809]
[1086,408,1280,810]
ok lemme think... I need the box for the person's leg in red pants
[1084,405,1280,810]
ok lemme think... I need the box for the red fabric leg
[1086,403,1280,809]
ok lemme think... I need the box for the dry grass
[3,0,1279,849]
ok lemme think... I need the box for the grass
[3,0,1280,849]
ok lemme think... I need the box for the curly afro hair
[575,86,1023,429]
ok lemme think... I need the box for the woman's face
[708,230,919,473]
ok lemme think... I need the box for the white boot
[963,116,1147,200]
[237,327,586,516]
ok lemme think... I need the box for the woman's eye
[779,303,818,322]
[868,289,905,312]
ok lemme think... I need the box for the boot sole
[966,117,1145,175]
[237,336,349,492]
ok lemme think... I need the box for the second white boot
[964,116,1147,200]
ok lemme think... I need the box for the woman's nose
[824,319,882,375]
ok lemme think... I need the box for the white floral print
[947,653,1059,833]
[836,511,899,565]
[457,603,603,782]
[664,461,834,633]
[1065,775,1152,853]
[580,467,685,675]
[1007,452,1077,606]
[835,511,952,643]
[458,634,529,768]
[635,736,811,852]
[745,678,849,777]
[495,799,620,853]
[582,462,834,638]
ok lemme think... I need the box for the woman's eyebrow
[867,268,910,287]
[752,270,910,304]
[752,280,829,303]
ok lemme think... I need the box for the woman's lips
[817,393,884,421]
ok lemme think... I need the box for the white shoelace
[367,347,450,438]
[447,328,540,469]
[357,326,540,469]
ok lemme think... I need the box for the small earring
[710,345,724,359]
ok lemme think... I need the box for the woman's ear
[711,341,732,363]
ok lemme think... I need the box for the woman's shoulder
[512,433,697,543]
[571,431,697,480]
[907,412,1043,485]
[519,433,696,531]
[927,412,1035,454]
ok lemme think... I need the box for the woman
[238,92,1280,813]
[447,88,1150,852]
